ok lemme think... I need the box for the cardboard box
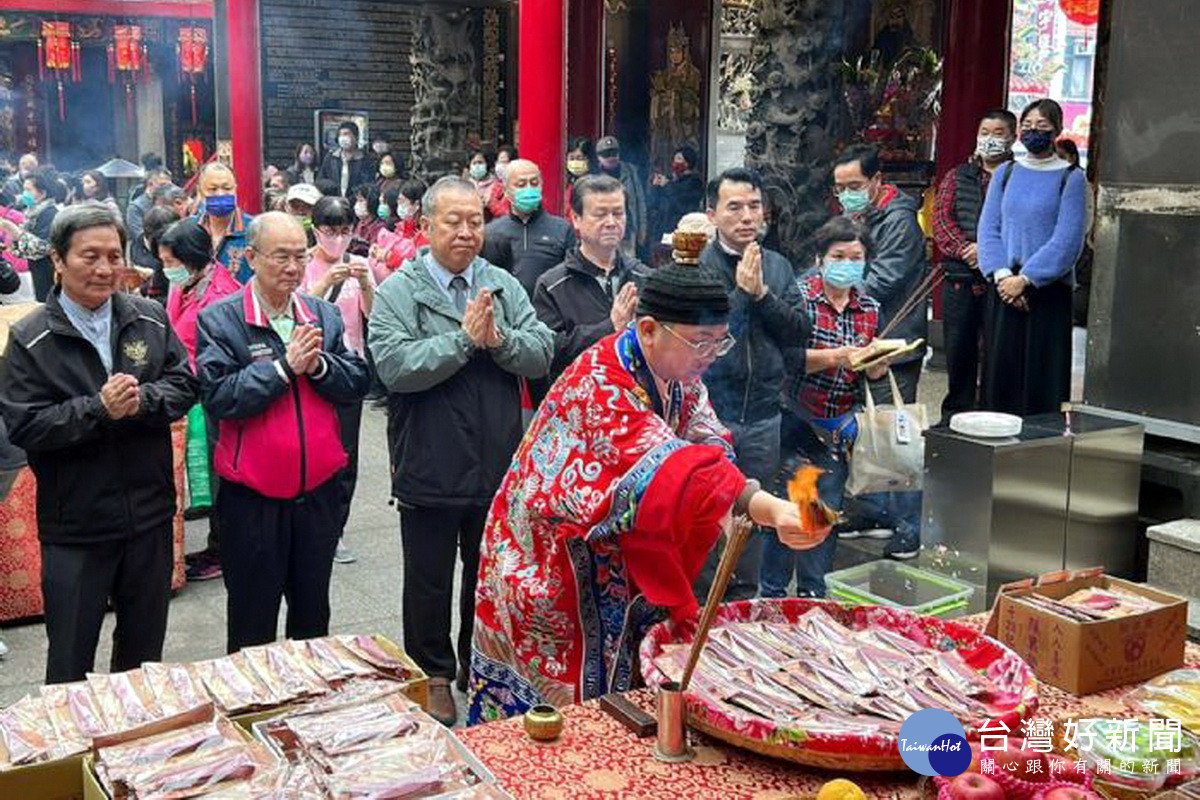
[985,567,1188,695]
[0,756,84,800]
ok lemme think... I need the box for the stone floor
[0,334,1088,709]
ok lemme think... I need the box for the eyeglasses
[661,324,736,358]
[261,251,307,268]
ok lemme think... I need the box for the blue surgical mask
[469,163,488,181]
[377,202,390,220]
[18,190,35,209]
[203,193,236,217]
[824,259,866,289]
[163,266,191,286]
[513,186,542,213]
[838,188,871,215]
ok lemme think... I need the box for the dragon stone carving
[745,0,845,263]
[409,7,479,181]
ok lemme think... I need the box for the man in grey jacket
[832,144,929,403]
[368,177,554,725]
[832,144,927,560]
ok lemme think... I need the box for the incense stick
[680,515,753,692]
[878,268,944,339]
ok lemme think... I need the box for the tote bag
[846,369,928,496]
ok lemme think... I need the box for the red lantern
[1059,0,1100,26]
[37,21,81,121]
[108,25,150,121]
[177,26,208,125]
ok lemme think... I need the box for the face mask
[1020,129,1056,156]
[469,163,488,181]
[838,187,871,215]
[316,231,351,260]
[380,163,396,179]
[163,266,191,286]
[396,203,413,221]
[494,162,508,182]
[299,151,314,166]
[203,193,236,217]
[512,186,542,214]
[377,202,390,220]
[566,159,589,177]
[18,190,35,209]
[354,200,369,219]
[824,259,866,289]
[976,135,1012,160]
[372,142,388,155]
[338,134,355,150]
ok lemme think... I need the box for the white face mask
[354,200,369,219]
[976,135,1012,160]
[338,134,355,150]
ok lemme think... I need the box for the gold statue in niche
[649,24,702,172]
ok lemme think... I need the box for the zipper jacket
[195,284,370,499]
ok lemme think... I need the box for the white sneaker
[0,639,9,658]
[334,542,357,564]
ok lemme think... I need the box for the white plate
[949,412,1023,438]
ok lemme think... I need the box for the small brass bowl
[523,704,564,741]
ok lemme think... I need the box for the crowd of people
[0,97,1087,726]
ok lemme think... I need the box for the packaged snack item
[0,695,56,767]
[1076,718,1199,792]
[242,644,328,705]
[1129,670,1200,732]
[40,682,106,756]
[337,635,415,681]
[194,654,280,713]
[304,638,375,684]
[87,669,163,731]
[142,662,209,717]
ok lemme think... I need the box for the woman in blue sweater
[977,98,1087,416]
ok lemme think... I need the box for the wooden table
[456,616,1200,799]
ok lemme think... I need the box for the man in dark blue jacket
[196,212,369,653]
[697,167,809,599]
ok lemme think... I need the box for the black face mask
[1020,129,1056,156]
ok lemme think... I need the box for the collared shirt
[424,254,476,305]
[793,273,879,419]
[252,284,296,342]
[59,291,114,374]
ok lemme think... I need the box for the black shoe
[455,665,469,693]
[885,537,921,560]
[183,505,211,521]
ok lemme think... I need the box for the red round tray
[639,598,1039,771]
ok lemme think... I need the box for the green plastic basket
[826,559,975,617]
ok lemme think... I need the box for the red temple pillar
[567,0,603,141]
[518,0,568,213]
[225,0,263,214]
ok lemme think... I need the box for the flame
[787,464,836,535]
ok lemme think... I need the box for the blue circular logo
[897,708,971,776]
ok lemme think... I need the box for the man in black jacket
[0,205,197,683]
[697,167,810,599]
[532,174,648,398]
[481,159,575,297]
[931,109,1017,422]
[318,121,375,197]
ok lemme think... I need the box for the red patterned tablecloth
[0,419,188,622]
[457,617,1200,800]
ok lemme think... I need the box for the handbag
[846,369,927,496]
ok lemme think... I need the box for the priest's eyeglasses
[661,324,737,358]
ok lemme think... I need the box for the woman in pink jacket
[160,218,242,582]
